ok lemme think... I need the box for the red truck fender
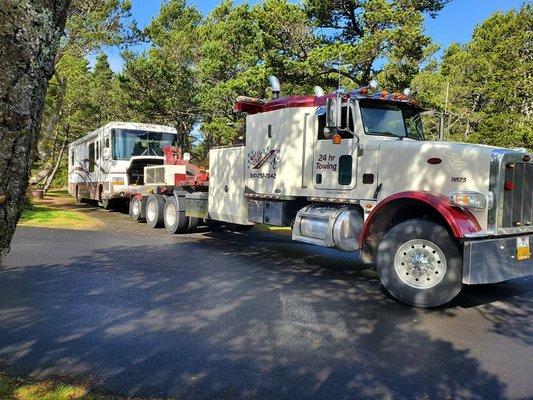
[359,191,482,251]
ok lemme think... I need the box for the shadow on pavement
[0,228,530,399]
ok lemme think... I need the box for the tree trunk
[43,137,67,193]
[0,0,70,265]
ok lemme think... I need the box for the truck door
[313,103,357,190]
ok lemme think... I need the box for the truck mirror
[103,147,112,160]
[325,97,337,128]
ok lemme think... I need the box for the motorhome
[68,122,178,208]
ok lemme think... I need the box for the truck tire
[130,197,144,222]
[146,194,165,228]
[163,196,188,234]
[187,216,199,232]
[376,219,462,308]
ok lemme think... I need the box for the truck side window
[317,113,327,139]
[338,155,352,185]
[88,143,95,173]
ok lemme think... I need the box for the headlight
[112,177,125,186]
[449,191,487,210]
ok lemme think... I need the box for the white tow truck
[83,77,533,307]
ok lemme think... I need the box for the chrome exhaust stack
[268,76,281,99]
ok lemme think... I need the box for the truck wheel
[130,197,144,222]
[163,196,188,233]
[187,216,199,232]
[376,219,462,307]
[146,194,165,228]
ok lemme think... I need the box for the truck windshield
[112,129,177,160]
[360,103,424,140]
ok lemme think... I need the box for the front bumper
[463,234,533,284]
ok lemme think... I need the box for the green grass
[0,374,87,400]
[19,204,101,230]
[0,372,169,400]
[44,189,70,198]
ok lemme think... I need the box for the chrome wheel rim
[165,203,176,227]
[147,201,157,222]
[132,200,140,216]
[394,239,446,289]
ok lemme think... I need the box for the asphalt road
[1,213,532,399]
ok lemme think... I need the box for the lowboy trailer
[100,77,533,307]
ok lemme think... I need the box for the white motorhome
[68,122,178,208]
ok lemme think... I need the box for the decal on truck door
[248,147,281,180]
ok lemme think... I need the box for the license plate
[517,236,531,261]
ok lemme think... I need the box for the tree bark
[0,0,70,265]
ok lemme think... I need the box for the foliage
[411,4,532,148]
[35,0,532,180]
[120,0,202,153]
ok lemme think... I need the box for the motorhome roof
[70,122,177,147]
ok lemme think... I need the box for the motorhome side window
[71,150,75,166]
[88,143,95,172]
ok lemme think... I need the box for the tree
[412,4,532,148]
[0,0,70,264]
[34,0,136,190]
[120,0,202,154]
[304,0,449,88]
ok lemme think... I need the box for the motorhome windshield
[112,129,177,160]
[359,102,424,140]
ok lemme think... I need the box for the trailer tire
[130,197,144,222]
[163,196,188,234]
[146,194,165,228]
[376,219,462,308]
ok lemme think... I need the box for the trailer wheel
[376,219,462,308]
[163,196,188,233]
[130,197,144,222]
[146,194,165,228]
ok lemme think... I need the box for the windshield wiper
[367,131,404,140]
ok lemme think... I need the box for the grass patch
[0,373,87,400]
[45,189,70,198]
[255,224,291,235]
[18,204,101,230]
[0,372,168,400]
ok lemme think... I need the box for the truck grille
[502,162,533,228]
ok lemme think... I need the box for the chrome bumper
[463,234,533,284]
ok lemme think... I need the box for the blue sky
[98,0,526,72]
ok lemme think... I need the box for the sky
[98,0,527,72]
